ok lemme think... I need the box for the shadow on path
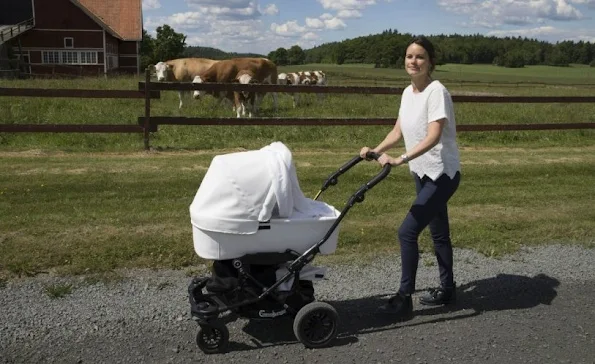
[232,273,559,352]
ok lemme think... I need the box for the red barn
[0,0,142,77]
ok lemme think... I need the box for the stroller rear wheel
[196,321,229,354]
[293,301,339,348]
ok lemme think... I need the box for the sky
[141,0,595,55]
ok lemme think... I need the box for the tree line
[302,29,595,68]
[141,26,595,70]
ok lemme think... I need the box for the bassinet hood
[190,142,335,235]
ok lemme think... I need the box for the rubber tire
[196,321,229,354]
[293,301,339,348]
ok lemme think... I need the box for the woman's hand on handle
[360,147,372,159]
[378,153,405,167]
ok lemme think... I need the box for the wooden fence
[1,68,594,150]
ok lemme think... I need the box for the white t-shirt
[398,80,460,181]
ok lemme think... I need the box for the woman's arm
[403,118,445,160]
[378,118,446,166]
[372,118,403,153]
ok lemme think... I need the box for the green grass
[44,283,73,299]
[0,63,594,278]
[0,147,593,277]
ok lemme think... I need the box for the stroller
[187,142,391,354]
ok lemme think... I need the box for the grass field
[0,63,594,279]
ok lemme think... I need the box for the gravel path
[1,245,594,364]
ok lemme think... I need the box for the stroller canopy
[190,142,336,235]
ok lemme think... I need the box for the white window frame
[64,37,74,48]
[41,50,98,65]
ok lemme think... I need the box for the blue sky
[142,0,595,55]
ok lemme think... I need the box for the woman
[360,36,461,319]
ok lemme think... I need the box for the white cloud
[487,25,595,42]
[186,0,254,8]
[337,9,363,18]
[270,20,307,37]
[324,17,347,30]
[305,17,325,29]
[169,12,204,27]
[302,32,321,40]
[185,0,262,20]
[320,13,334,20]
[262,4,279,15]
[142,0,161,10]
[438,0,585,27]
[317,0,377,11]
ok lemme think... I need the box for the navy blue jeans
[397,171,461,295]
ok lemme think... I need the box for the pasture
[0,63,594,278]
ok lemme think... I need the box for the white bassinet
[190,142,341,260]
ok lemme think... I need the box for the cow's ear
[147,64,155,73]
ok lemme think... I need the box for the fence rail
[0,124,144,133]
[138,117,595,131]
[139,81,595,102]
[0,68,594,150]
[0,87,160,99]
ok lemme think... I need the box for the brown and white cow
[192,58,278,118]
[277,72,316,108]
[297,70,327,86]
[152,58,218,109]
[298,70,328,101]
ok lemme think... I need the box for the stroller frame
[188,152,391,354]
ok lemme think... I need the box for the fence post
[143,67,151,150]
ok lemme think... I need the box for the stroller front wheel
[293,301,339,348]
[196,321,229,354]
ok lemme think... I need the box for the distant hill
[183,46,265,60]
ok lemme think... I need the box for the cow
[277,72,316,108]
[152,58,219,109]
[192,58,278,118]
[298,70,328,101]
[298,70,327,87]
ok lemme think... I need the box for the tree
[270,47,288,66]
[139,29,155,70]
[153,25,186,62]
[287,45,305,65]
[335,44,346,65]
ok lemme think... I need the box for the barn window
[41,50,98,65]
[64,37,74,48]
[80,52,98,64]
[61,51,78,64]
[42,51,61,64]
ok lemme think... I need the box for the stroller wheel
[293,301,339,349]
[196,322,229,354]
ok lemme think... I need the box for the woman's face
[404,43,432,79]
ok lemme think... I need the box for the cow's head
[154,62,171,82]
[235,73,255,99]
[192,75,205,99]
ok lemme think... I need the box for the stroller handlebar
[364,151,381,161]
[314,152,391,200]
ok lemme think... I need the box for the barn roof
[70,0,142,41]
